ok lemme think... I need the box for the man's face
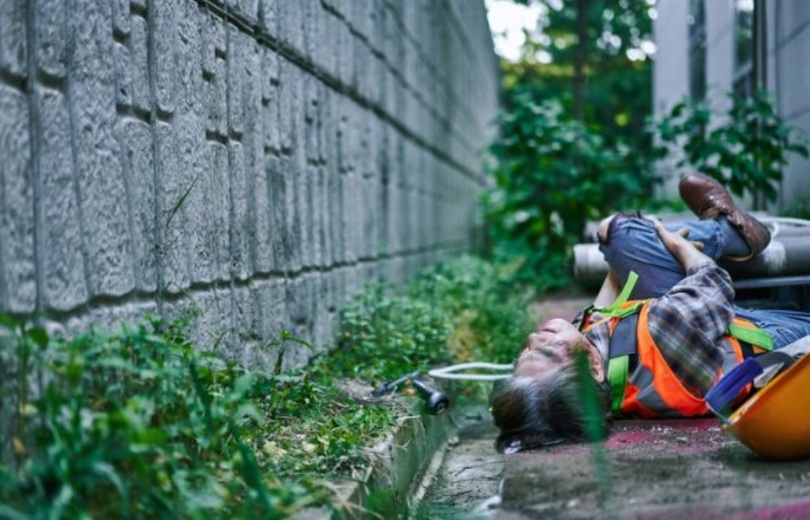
[514,318,588,378]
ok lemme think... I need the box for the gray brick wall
[0,0,499,366]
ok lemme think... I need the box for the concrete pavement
[496,418,810,519]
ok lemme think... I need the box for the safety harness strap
[728,322,774,351]
[607,314,639,413]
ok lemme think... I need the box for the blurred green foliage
[505,0,655,149]
[653,90,809,203]
[483,93,660,290]
[331,255,535,380]
[485,0,661,291]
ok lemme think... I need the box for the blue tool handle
[706,357,763,417]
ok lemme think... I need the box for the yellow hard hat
[724,352,810,460]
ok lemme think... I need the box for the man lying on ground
[491,172,810,453]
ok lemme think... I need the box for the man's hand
[653,220,714,272]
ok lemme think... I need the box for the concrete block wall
[0,0,499,366]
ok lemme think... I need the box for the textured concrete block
[303,163,319,267]
[183,146,217,284]
[305,0,327,71]
[265,154,289,271]
[113,41,133,110]
[201,9,225,80]
[232,284,259,363]
[0,0,27,79]
[111,0,130,37]
[35,0,67,79]
[283,104,305,271]
[257,0,278,38]
[206,54,227,139]
[63,300,156,339]
[39,89,88,311]
[187,285,234,357]
[312,272,338,349]
[322,100,342,264]
[153,0,176,116]
[227,30,245,139]
[285,274,315,352]
[0,86,35,313]
[276,58,293,153]
[261,52,281,155]
[181,129,216,285]
[278,2,305,54]
[121,119,157,293]
[129,15,150,115]
[249,277,288,363]
[229,141,250,281]
[230,0,259,21]
[312,164,328,267]
[250,153,274,274]
[173,3,212,286]
[69,1,135,298]
[292,89,314,270]
[156,121,191,295]
[319,10,340,78]
[260,45,279,102]
[303,74,320,163]
[239,42,271,275]
[382,133,398,254]
[204,141,231,281]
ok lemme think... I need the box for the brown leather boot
[678,172,771,262]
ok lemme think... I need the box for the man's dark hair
[489,361,612,453]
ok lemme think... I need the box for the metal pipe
[573,234,810,283]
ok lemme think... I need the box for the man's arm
[648,219,735,395]
[593,270,621,307]
[653,219,714,272]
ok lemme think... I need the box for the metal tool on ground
[372,372,450,415]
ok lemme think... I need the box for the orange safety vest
[579,272,774,418]
[590,301,771,418]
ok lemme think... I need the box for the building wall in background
[653,0,810,212]
[769,0,810,213]
[0,0,499,367]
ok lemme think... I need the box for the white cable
[428,362,514,381]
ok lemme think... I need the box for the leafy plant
[0,316,328,519]
[484,93,660,290]
[653,89,809,203]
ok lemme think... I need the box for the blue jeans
[599,213,810,350]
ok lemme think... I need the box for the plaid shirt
[583,263,736,397]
